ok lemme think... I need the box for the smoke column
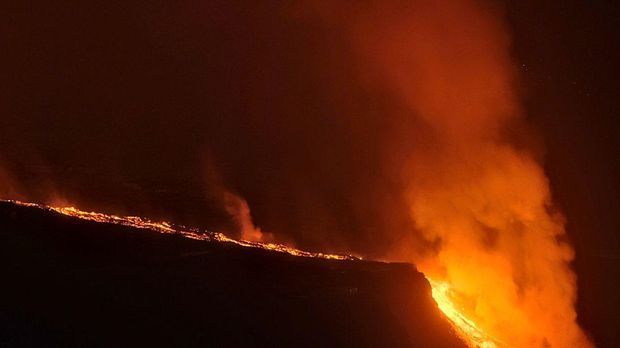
[222,191,273,242]
[300,0,593,346]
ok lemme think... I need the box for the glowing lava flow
[2,199,356,261]
[428,279,503,348]
[2,199,497,347]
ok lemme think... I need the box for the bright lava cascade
[429,279,503,347]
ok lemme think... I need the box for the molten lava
[3,199,355,261]
[2,198,499,346]
[429,279,501,348]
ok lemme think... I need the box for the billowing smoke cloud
[299,0,593,346]
[222,191,273,242]
[205,162,272,242]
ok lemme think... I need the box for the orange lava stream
[2,199,497,347]
[3,199,356,261]
[428,279,504,348]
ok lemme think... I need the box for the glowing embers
[428,279,501,348]
[4,199,357,261]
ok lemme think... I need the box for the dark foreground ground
[0,202,465,347]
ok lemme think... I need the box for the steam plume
[301,0,593,346]
[223,191,273,242]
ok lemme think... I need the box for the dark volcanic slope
[0,202,465,347]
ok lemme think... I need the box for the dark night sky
[1,1,619,343]
[1,0,419,253]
